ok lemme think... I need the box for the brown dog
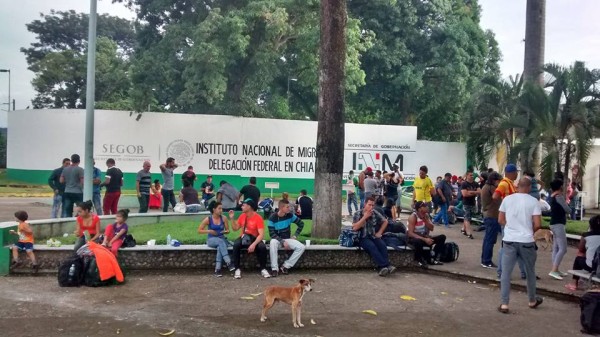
[534,229,554,250]
[260,278,314,328]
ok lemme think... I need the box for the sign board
[265,182,280,189]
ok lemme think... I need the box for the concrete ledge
[8,244,416,273]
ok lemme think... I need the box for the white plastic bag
[173,202,187,213]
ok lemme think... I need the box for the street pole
[0,69,9,111]
[83,0,98,202]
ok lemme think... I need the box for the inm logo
[351,152,403,171]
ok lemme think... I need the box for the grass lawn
[541,217,589,235]
[39,219,340,245]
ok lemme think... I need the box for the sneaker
[378,267,389,277]
[429,260,444,266]
[466,234,474,240]
[214,269,223,278]
[279,266,289,275]
[271,269,279,278]
[548,271,563,280]
[10,260,19,268]
[417,260,429,269]
[481,262,498,269]
[234,269,242,279]
[261,269,271,278]
[558,271,569,277]
[226,262,236,272]
[32,264,40,274]
[388,265,397,274]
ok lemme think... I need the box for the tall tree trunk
[521,0,546,172]
[312,0,346,239]
[523,0,546,85]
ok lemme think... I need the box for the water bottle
[167,234,172,246]
[68,264,76,279]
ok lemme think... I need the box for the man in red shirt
[229,199,270,279]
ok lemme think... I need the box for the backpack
[439,242,460,263]
[83,256,116,287]
[258,198,274,219]
[122,234,136,248]
[591,246,600,279]
[581,291,600,334]
[339,226,360,248]
[58,255,85,287]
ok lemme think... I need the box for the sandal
[564,283,578,292]
[529,297,543,309]
[460,229,466,236]
[466,234,474,239]
[498,305,509,314]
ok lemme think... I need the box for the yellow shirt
[413,176,434,202]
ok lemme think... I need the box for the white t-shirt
[499,193,542,243]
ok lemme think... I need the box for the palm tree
[541,61,600,185]
[467,74,524,170]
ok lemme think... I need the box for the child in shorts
[9,211,39,272]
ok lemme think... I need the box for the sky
[0,0,599,127]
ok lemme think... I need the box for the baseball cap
[505,163,518,173]
[451,175,458,181]
[366,167,373,172]
[242,198,257,211]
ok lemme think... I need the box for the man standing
[160,157,178,212]
[498,178,543,313]
[494,163,526,279]
[433,173,453,227]
[268,199,305,277]
[480,172,502,268]
[136,161,152,213]
[412,165,435,210]
[48,157,70,218]
[182,166,197,188]
[391,163,404,214]
[363,171,377,201]
[229,199,270,279]
[60,154,84,217]
[460,171,480,239]
[201,175,215,205]
[357,167,372,209]
[217,180,239,211]
[346,170,359,216]
[374,170,384,200]
[296,189,313,220]
[101,158,123,215]
[92,161,103,215]
[239,176,260,206]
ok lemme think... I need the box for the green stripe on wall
[7,168,316,195]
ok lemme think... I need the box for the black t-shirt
[182,171,196,186]
[297,195,313,219]
[200,181,215,198]
[461,181,478,206]
[240,184,260,205]
[105,167,123,193]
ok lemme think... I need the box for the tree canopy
[23,1,500,140]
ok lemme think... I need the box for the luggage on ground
[58,255,85,287]
[439,242,459,263]
[581,291,600,335]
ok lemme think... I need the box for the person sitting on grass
[268,199,305,277]
[74,200,101,251]
[228,199,270,279]
[565,215,600,291]
[352,195,397,277]
[101,209,130,257]
[9,211,39,272]
[407,201,446,268]
[198,201,234,277]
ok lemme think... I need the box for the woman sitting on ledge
[74,200,101,251]
[198,201,233,277]
[565,215,600,291]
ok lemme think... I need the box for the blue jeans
[359,237,390,269]
[359,190,365,209]
[185,204,202,213]
[347,193,358,216]
[93,192,103,215]
[481,217,501,265]
[433,202,449,226]
[62,192,83,218]
[51,192,63,218]
[497,228,526,277]
[207,237,231,270]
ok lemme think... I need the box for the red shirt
[76,214,101,236]
[237,212,264,237]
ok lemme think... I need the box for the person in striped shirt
[268,199,306,277]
